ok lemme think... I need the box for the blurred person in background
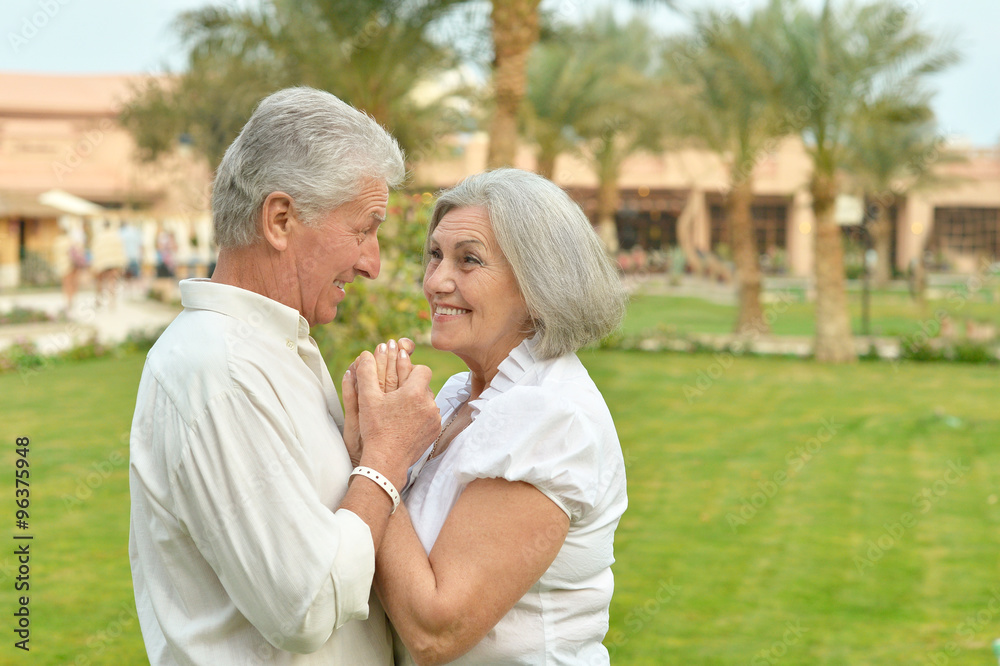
[51,218,88,314]
[91,219,126,308]
[120,220,144,296]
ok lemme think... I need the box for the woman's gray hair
[212,87,405,248]
[428,168,627,359]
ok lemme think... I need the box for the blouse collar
[444,335,542,420]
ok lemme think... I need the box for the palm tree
[663,4,787,335]
[845,108,955,287]
[122,0,468,168]
[486,0,542,168]
[522,33,605,180]
[775,0,957,362]
[486,0,676,170]
[572,14,666,253]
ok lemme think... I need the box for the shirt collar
[179,278,307,348]
[444,335,542,420]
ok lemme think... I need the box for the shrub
[899,339,942,362]
[120,326,166,354]
[0,306,57,326]
[948,341,998,365]
[0,339,49,374]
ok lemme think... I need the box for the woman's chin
[429,331,454,353]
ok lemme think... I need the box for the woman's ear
[260,191,295,251]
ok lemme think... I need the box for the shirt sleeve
[451,387,604,523]
[170,387,374,654]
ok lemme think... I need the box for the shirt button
[286,340,295,350]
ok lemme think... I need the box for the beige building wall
[0,72,212,212]
[0,73,214,287]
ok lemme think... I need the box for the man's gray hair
[212,87,405,248]
[428,168,627,359]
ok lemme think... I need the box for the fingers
[399,337,416,355]
[384,339,399,392]
[375,342,388,392]
[403,364,434,397]
[341,366,359,416]
[341,366,363,466]
[355,352,382,403]
[396,345,413,384]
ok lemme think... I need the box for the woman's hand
[342,338,417,466]
[374,338,416,392]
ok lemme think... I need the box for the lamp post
[861,213,873,338]
[834,194,870,338]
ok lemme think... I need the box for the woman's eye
[464,255,482,266]
[427,249,442,260]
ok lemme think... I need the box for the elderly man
[129,87,440,664]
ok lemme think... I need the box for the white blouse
[398,336,628,665]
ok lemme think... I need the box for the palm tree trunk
[811,171,856,362]
[536,151,556,180]
[728,175,767,335]
[596,172,620,254]
[595,139,620,253]
[487,0,541,169]
[868,200,892,288]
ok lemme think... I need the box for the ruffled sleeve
[451,386,603,523]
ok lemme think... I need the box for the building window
[931,207,1000,260]
[615,210,678,251]
[709,201,788,272]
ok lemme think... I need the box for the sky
[1,0,997,147]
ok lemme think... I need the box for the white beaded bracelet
[350,466,400,514]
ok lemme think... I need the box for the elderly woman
[345,168,628,665]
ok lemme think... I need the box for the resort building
[1,71,997,288]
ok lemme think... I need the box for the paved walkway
[0,286,181,353]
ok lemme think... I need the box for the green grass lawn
[2,348,998,664]
[624,291,1000,339]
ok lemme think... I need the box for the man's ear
[260,192,296,251]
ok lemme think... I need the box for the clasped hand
[342,338,440,488]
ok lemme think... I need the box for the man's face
[288,179,388,326]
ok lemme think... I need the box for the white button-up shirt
[129,279,391,665]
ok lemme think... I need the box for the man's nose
[356,236,381,280]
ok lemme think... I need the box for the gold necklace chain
[428,406,463,460]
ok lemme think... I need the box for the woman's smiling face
[423,206,531,378]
